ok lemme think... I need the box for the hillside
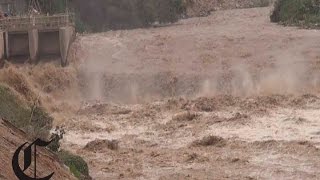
[0,118,75,180]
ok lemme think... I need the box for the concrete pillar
[28,29,39,63]
[59,26,75,66]
[0,31,4,61]
[4,32,9,59]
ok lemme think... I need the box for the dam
[0,13,75,66]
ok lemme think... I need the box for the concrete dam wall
[0,14,75,66]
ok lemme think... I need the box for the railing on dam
[0,13,75,32]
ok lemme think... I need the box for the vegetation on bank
[38,0,186,32]
[57,150,90,180]
[253,0,272,7]
[271,0,320,28]
[0,84,52,138]
[0,84,90,179]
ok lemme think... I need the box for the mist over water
[73,10,320,104]
[78,56,319,104]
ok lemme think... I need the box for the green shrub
[271,0,320,28]
[156,0,185,23]
[0,85,53,139]
[57,150,90,179]
[47,138,60,152]
[37,0,67,14]
[253,0,271,7]
[75,13,89,33]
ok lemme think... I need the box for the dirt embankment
[0,119,75,179]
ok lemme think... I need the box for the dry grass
[0,67,37,102]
